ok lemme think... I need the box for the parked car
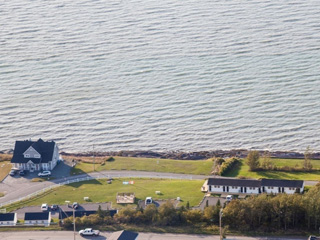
[51,204,58,211]
[41,203,48,211]
[9,169,17,176]
[19,170,26,176]
[308,236,320,240]
[72,202,79,209]
[79,228,100,236]
[226,195,233,201]
[145,197,153,205]
[38,171,51,177]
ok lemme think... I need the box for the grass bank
[225,159,320,181]
[0,161,12,182]
[6,178,204,211]
[65,155,213,175]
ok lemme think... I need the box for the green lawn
[225,159,320,181]
[70,156,213,175]
[6,178,205,211]
[0,161,12,182]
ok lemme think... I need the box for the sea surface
[1,0,320,153]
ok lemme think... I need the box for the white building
[206,177,304,195]
[11,138,59,172]
[24,212,51,226]
[0,213,17,226]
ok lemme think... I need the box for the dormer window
[25,154,30,158]
[34,154,40,158]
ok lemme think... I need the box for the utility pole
[73,206,76,240]
[93,144,95,172]
[219,208,223,240]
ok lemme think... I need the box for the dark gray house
[24,212,51,226]
[0,213,17,226]
[11,138,59,172]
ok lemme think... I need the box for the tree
[97,205,106,218]
[158,201,179,226]
[303,146,313,171]
[143,204,158,223]
[261,151,273,170]
[246,151,260,171]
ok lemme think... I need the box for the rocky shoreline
[61,149,320,160]
[2,148,320,160]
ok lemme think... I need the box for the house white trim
[206,178,304,195]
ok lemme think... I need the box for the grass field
[0,161,12,182]
[65,155,213,175]
[6,178,205,211]
[225,159,320,181]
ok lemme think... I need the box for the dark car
[19,170,26,176]
[9,169,17,176]
[51,204,58,211]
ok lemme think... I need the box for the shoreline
[2,149,320,160]
[50,149,320,160]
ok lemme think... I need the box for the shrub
[219,158,240,176]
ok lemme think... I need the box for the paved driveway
[14,202,112,219]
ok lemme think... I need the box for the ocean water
[0,0,320,153]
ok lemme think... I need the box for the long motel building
[203,177,304,195]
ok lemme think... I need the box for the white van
[41,203,48,211]
[226,195,233,201]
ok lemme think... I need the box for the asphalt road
[0,231,308,240]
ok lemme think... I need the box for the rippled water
[1,0,320,152]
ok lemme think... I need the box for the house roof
[11,139,56,164]
[24,212,50,221]
[207,178,261,187]
[0,213,16,221]
[59,210,117,219]
[261,179,304,188]
[207,178,304,189]
[108,230,138,240]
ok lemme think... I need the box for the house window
[25,154,30,158]
[214,185,219,188]
[34,154,40,158]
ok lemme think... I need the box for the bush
[106,157,115,162]
[219,158,240,176]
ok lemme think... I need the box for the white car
[38,171,51,177]
[41,203,48,211]
[226,195,233,201]
[79,228,100,236]
[145,197,153,205]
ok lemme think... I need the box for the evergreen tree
[246,151,260,171]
